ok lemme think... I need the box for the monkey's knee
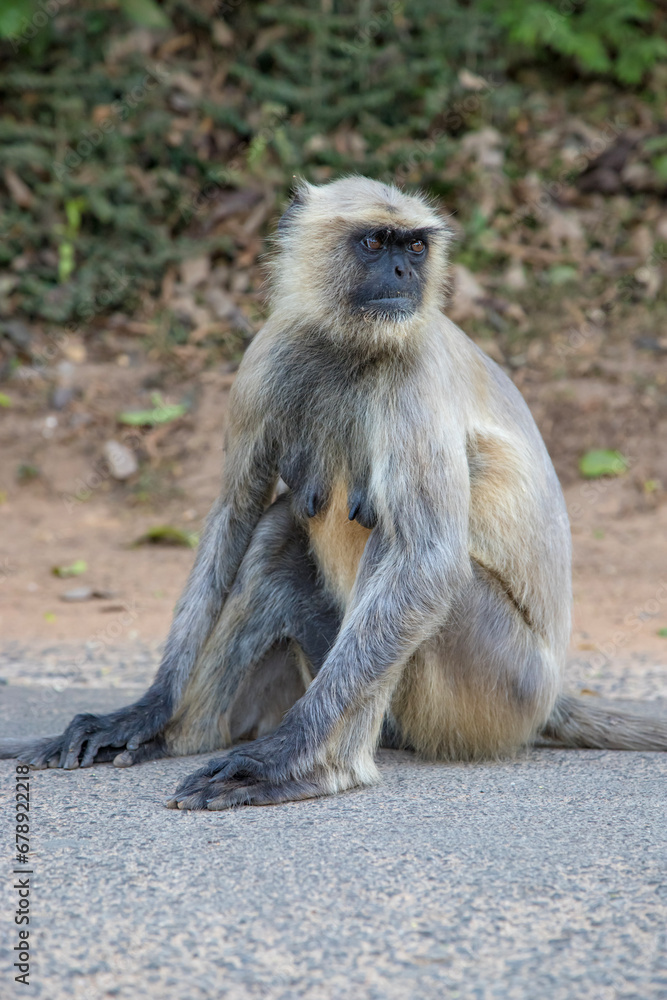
[391,566,562,760]
[392,648,557,761]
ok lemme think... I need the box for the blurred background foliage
[0,0,666,335]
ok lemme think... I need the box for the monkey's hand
[0,702,169,770]
[165,733,360,810]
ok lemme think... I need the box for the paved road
[2,684,666,1000]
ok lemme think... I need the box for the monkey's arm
[169,447,471,808]
[2,402,279,770]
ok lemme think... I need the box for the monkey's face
[271,177,452,348]
[349,227,431,321]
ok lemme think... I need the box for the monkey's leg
[162,496,341,764]
[168,524,462,811]
[389,561,562,761]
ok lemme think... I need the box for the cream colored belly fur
[307,480,372,607]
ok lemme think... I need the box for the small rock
[180,255,210,288]
[60,586,93,602]
[458,68,490,92]
[461,127,504,170]
[1,319,32,351]
[51,360,76,410]
[503,262,528,291]
[204,287,237,320]
[103,440,138,480]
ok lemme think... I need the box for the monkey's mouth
[362,296,416,316]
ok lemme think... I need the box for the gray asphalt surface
[1,684,666,1000]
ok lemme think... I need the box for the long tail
[541,694,667,751]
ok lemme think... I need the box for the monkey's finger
[28,756,50,770]
[113,739,167,768]
[166,771,220,809]
[205,752,267,784]
[165,750,241,807]
[126,725,160,751]
[174,776,246,810]
[166,784,222,809]
[175,793,210,810]
[0,736,60,768]
[166,780,209,809]
[28,740,64,769]
[206,783,256,810]
[79,736,110,768]
[171,764,220,798]
[206,776,321,810]
[62,743,85,769]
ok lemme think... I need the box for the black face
[349,227,430,319]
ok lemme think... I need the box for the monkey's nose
[395,263,412,279]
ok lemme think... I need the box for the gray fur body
[2,177,666,808]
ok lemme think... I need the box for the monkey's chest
[306,481,373,605]
[278,441,377,604]
[278,448,377,530]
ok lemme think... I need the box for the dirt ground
[0,347,666,704]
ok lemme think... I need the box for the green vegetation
[0,0,665,325]
[493,0,667,84]
[578,449,629,479]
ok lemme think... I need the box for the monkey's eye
[361,235,383,251]
[409,240,426,253]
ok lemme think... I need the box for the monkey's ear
[277,181,309,235]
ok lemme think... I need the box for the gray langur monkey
[3,176,666,809]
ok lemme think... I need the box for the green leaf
[644,135,667,154]
[657,628,667,638]
[65,197,86,233]
[579,449,628,479]
[58,241,75,283]
[52,559,87,578]
[132,525,199,548]
[118,0,171,29]
[547,265,577,286]
[118,392,187,427]
[17,463,40,481]
[0,392,11,407]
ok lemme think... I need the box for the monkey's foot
[0,707,169,770]
[165,739,358,810]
